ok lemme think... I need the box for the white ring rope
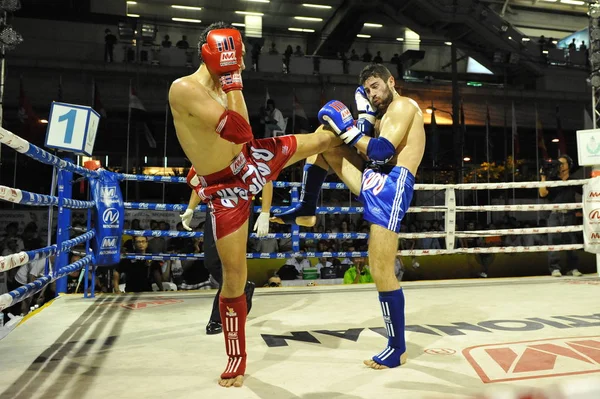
[397,244,583,256]
[413,179,588,191]
[398,225,583,240]
[407,203,582,213]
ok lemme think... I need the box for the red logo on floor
[120,298,184,310]
[463,336,600,383]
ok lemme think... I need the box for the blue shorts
[357,166,415,233]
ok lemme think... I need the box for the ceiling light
[364,23,382,28]
[127,13,140,17]
[232,22,246,27]
[235,11,264,16]
[560,0,584,4]
[294,16,323,21]
[288,27,315,32]
[171,5,202,11]
[172,17,202,23]
[396,37,404,41]
[244,0,270,2]
[463,156,471,162]
[445,41,452,45]
[127,1,137,4]
[522,37,530,42]
[302,3,332,8]
[40,119,48,124]
[357,34,371,38]
[552,138,560,142]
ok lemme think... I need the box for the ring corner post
[54,155,74,295]
[290,187,300,253]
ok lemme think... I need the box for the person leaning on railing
[538,154,582,277]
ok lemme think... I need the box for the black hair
[197,21,237,62]
[267,99,275,106]
[559,154,574,170]
[359,63,392,86]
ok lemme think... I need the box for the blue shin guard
[277,163,327,224]
[372,288,406,368]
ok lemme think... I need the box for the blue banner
[90,170,124,265]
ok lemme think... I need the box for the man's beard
[373,86,394,114]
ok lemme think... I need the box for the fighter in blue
[274,64,426,369]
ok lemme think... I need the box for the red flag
[556,106,567,156]
[93,80,107,118]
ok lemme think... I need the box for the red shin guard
[219,294,247,379]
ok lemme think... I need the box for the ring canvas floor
[1,276,600,399]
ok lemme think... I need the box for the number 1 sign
[45,102,100,156]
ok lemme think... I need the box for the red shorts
[187,135,297,240]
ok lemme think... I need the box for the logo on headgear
[102,208,120,228]
[590,232,600,240]
[589,191,600,200]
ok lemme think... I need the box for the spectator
[283,45,293,73]
[568,38,576,51]
[2,222,24,253]
[391,53,400,64]
[268,42,278,55]
[362,48,372,62]
[104,28,117,63]
[580,40,587,52]
[284,250,311,275]
[373,51,383,63]
[251,42,261,71]
[176,35,189,49]
[539,154,582,277]
[343,257,373,284]
[340,51,349,74]
[162,34,172,48]
[294,45,304,57]
[350,49,359,61]
[314,256,332,274]
[262,99,285,137]
[255,232,279,253]
[113,236,164,293]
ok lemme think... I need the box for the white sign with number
[45,102,100,156]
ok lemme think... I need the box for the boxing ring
[1,126,600,399]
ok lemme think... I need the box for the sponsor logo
[282,145,289,155]
[216,36,235,52]
[589,209,600,223]
[589,191,600,199]
[220,51,237,66]
[464,336,600,383]
[228,332,238,340]
[226,306,237,317]
[101,236,118,248]
[329,101,347,112]
[591,232,600,240]
[230,152,246,175]
[102,208,120,228]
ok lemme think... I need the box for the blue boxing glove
[318,100,364,146]
[355,86,376,136]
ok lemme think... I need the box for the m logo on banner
[102,208,119,224]
[463,336,600,383]
[101,236,118,248]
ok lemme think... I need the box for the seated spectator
[113,236,164,293]
[314,256,332,273]
[255,233,279,253]
[176,35,189,49]
[268,42,278,55]
[373,51,383,63]
[262,99,286,137]
[350,49,359,61]
[343,257,373,284]
[162,35,172,48]
[362,48,372,62]
[284,250,311,275]
[294,45,304,57]
[265,275,282,287]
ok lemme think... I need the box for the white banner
[583,177,600,253]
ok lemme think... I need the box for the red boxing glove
[216,109,253,144]
[201,29,244,93]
